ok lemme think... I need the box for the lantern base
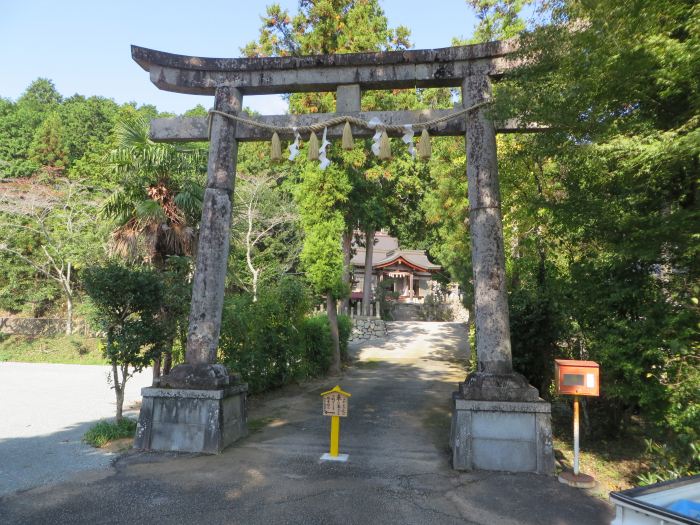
[558,471,596,489]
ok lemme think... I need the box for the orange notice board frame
[555,359,600,397]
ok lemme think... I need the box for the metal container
[555,359,600,396]
[610,475,700,524]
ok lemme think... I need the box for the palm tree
[103,117,205,265]
[102,116,206,378]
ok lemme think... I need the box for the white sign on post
[322,392,348,417]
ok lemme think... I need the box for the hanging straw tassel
[308,132,320,161]
[417,128,431,160]
[342,121,354,150]
[270,132,282,162]
[378,130,392,160]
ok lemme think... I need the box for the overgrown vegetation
[219,277,351,393]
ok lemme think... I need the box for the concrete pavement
[0,322,612,524]
[0,362,151,496]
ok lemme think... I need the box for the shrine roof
[351,232,440,271]
[351,249,441,272]
[374,251,441,272]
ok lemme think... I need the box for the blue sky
[1,1,479,115]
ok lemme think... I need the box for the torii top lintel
[131,39,517,97]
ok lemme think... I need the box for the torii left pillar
[134,86,248,454]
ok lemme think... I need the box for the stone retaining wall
[349,317,387,344]
[0,318,90,336]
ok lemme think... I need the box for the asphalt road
[0,362,151,496]
[0,322,612,524]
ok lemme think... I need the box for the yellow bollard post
[320,385,350,462]
[330,415,340,457]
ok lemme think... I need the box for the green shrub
[83,263,165,421]
[219,279,352,394]
[509,288,563,399]
[298,315,333,375]
[637,439,700,485]
[376,278,399,320]
[84,418,137,447]
[220,277,310,393]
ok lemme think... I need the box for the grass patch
[84,418,137,447]
[0,334,107,365]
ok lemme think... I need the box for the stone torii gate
[131,41,553,474]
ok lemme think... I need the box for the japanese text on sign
[323,392,348,417]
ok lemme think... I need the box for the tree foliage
[219,277,351,392]
[487,0,699,477]
[83,263,165,420]
[0,179,106,329]
[103,115,206,264]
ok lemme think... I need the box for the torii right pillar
[450,74,554,474]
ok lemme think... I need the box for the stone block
[155,363,232,389]
[459,371,540,401]
[471,411,533,440]
[450,397,554,475]
[472,439,536,472]
[134,384,247,454]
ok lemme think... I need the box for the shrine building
[351,230,441,302]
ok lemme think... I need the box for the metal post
[573,396,580,475]
[330,415,340,457]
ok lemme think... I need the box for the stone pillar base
[154,363,234,389]
[450,396,554,474]
[134,384,247,454]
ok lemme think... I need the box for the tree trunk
[152,356,161,383]
[327,293,341,375]
[163,345,173,375]
[65,293,73,336]
[246,199,259,302]
[112,359,123,422]
[362,229,375,316]
[252,269,259,302]
[64,262,73,335]
[533,162,547,289]
[341,229,352,314]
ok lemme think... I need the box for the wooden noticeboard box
[555,359,600,396]
[322,392,348,417]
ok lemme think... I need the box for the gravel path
[0,362,151,496]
